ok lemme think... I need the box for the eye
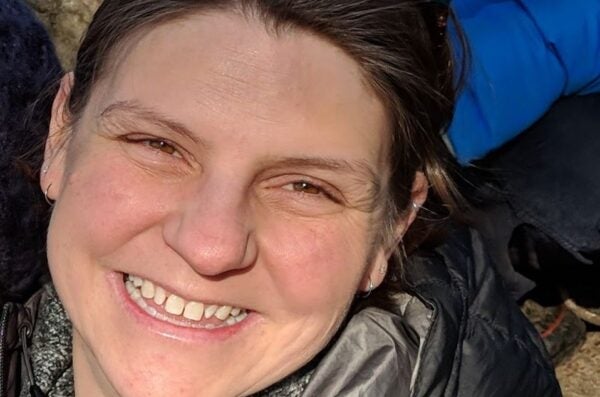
[281,180,341,203]
[284,181,323,195]
[124,135,184,159]
[145,139,179,156]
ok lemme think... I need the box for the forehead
[87,10,389,168]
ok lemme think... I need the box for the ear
[40,72,75,201]
[399,171,428,231]
[359,172,428,291]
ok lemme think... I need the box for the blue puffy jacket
[448,0,600,163]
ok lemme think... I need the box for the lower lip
[107,272,257,343]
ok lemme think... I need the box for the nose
[162,183,256,277]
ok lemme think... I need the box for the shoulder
[300,227,561,397]
[404,227,561,397]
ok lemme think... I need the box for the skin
[41,10,427,397]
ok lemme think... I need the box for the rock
[25,0,102,69]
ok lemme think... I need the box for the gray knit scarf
[20,284,313,397]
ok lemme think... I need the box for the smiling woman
[0,1,561,397]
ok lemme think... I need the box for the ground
[558,332,600,396]
[23,0,600,395]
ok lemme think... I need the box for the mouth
[123,273,249,330]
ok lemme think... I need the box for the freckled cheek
[52,154,175,256]
[258,216,371,313]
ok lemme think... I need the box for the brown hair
[68,0,466,307]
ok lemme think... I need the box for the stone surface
[25,0,102,69]
[557,332,600,397]
[522,301,587,366]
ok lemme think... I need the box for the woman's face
[43,10,397,397]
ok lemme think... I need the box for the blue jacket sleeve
[447,0,600,164]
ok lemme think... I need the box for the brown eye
[147,139,177,155]
[278,179,342,204]
[291,181,322,195]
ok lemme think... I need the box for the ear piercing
[363,277,374,298]
[44,184,54,205]
[411,201,420,211]
[42,164,54,205]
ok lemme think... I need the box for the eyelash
[124,135,184,159]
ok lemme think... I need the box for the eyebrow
[98,100,205,146]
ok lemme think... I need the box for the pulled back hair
[13,0,467,305]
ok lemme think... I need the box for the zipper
[17,311,45,397]
[0,302,14,397]
[0,303,46,397]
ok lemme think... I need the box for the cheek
[257,211,371,315]
[46,152,153,312]
[50,151,173,259]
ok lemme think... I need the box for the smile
[124,274,248,329]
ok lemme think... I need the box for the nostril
[162,210,254,276]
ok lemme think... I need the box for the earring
[411,201,420,211]
[378,262,387,275]
[362,277,374,298]
[42,165,49,174]
[44,183,54,205]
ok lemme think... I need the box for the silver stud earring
[42,164,49,174]
[411,201,420,211]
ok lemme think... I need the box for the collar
[19,284,72,397]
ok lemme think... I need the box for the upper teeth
[125,275,248,326]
